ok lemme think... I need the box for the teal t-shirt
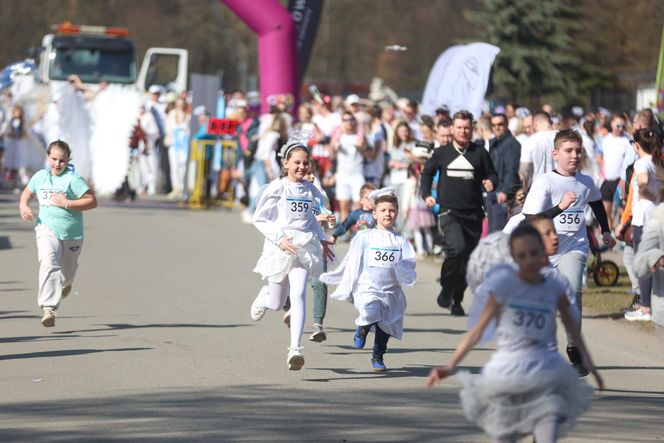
[27,167,90,240]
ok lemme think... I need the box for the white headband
[367,186,397,202]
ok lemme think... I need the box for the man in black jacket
[486,113,521,232]
[421,110,498,316]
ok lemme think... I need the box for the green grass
[584,268,655,333]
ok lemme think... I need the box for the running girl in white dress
[18,140,98,327]
[428,225,603,443]
[250,139,335,370]
[321,187,417,371]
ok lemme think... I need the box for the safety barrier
[187,138,237,209]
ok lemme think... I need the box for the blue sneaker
[353,327,367,349]
[372,358,386,372]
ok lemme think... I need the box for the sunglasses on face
[616,124,625,129]
[343,118,355,123]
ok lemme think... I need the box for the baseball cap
[148,84,164,95]
[345,94,360,106]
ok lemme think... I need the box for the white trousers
[35,225,83,309]
[261,263,309,349]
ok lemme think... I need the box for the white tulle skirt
[457,349,593,439]
[253,230,324,283]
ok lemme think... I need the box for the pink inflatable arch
[221,0,299,115]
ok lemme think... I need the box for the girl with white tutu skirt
[250,140,335,371]
[427,225,604,443]
[321,187,417,371]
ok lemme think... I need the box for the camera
[411,140,435,159]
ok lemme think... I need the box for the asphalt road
[1,192,663,442]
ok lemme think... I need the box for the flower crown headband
[278,128,313,159]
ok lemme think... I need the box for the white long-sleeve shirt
[253,178,327,246]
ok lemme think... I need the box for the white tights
[492,415,559,443]
[262,264,309,349]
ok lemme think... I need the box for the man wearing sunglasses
[597,114,632,229]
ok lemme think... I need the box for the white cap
[193,105,207,116]
[345,94,360,106]
[571,106,584,117]
[148,84,163,95]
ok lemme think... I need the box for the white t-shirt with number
[484,264,566,353]
[522,171,601,265]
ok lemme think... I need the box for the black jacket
[488,132,521,197]
[421,141,498,215]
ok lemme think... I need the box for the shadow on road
[53,323,251,335]
[0,384,661,442]
[0,347,151,361]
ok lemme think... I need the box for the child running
[250,139,335,370]
[18,140,98,327]
[329,183,377,243]
[428,225,604,443]
[320,187,416,371]
[520,129,615,375]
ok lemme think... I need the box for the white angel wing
[88,85,141,195]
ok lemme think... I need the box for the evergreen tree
[466,0,583,107]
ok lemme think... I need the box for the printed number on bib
[554,209,583,232]
[503,303,554,341]
[287,197,312,220]
[368,247,401,268]
[38,186,64,207]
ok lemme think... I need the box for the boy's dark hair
[553,129,582,150]
[374,194,399,211]
[509,224,545,252]
[491,113,508,124]
[437,119,452,129]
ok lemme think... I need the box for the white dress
[459,264,592,439]
[252,178,327,283]
[320,229,416,339]
[466,233,579,346]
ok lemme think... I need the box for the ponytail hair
[633,128,664,169]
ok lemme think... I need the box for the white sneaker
[287,346,305,370]
[41,309,56,327]
[250,286,268,321]
[241,210,254,224]
[625,309,652,322]
[309,323,327,342]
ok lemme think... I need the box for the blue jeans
[311,261,328,324]
[555,251,587,343]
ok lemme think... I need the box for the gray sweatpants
[36,225,83,309]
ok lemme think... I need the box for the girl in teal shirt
[19,140,97,327]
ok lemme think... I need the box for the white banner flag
[421,42,500,120]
